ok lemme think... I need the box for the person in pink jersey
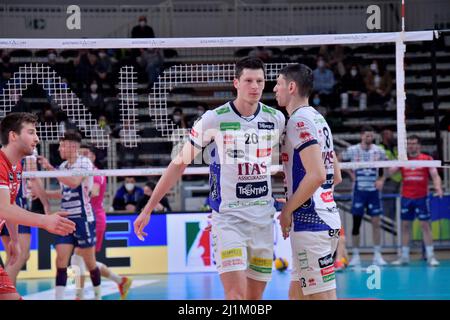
[69,144,132,300]
[389,135,443,267]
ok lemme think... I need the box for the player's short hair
[407,134,421,144]
[279,64,313,98]
[234,56,266,79]
[80,143,96,153]
[361,125,375,133]
[60,130,82,143]
[0,112,38,146]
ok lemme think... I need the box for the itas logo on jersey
[258,122,274,130]
[296,121,305,129]
[237,162,268,181]
[318,254,334,268]
[236,181,268,198]
[186,221,212,267]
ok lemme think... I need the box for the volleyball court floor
[18,257,450,300]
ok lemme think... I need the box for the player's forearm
[284,173,326,214]
[45,190,62,199]
[0,204,45,229]
[56,176,83,189]
[432,175,443,193]
[142,161,188,215]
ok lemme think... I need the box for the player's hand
[6,240,21,267]
[436,188,444,198]
[36,156,53,171]
[43,211,76,236]
[375,178,385,191]
[277,209,292,240]
[204,214,212,232]
[134,212,150,241]
[275,198,286,203]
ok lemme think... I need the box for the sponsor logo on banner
[320,191,334,203]
[257,148,272,158]
[318,254,334,268]
[258,122,275,130]
[186,222,212,266]
[190,128,199,138]
[236,181,268,198]
[220,122,241,131]
[226,149,245,158]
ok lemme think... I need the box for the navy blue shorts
[0,225,31,236]
[55,218,96,249]
[401,197,430,221]
[351,190,383,217]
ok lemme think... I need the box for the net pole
[395,0,407,161]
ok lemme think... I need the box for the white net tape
[22,160,442,178]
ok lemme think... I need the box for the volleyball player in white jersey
[134,57,285,300]
[39,131,102,300]
[274,64,341,300]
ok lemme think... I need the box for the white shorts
[290,229,340,296]
[211,216,273,282]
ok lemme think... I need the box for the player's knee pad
[352,215,363,236]
[70,254,86,275]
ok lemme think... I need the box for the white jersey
[190,101,285,226]
[59,155,95,222]
[281,106,340,232]
[341,144,387,192]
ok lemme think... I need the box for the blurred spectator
[131,16,155,39]
[364,60,393,109]
[112,176,144,212]
[137,48,163,88]
[0,54,14,87]
[321,44,346,77]
[188,104,207,127]
[248,46,273,62]
[136,181,172,213]
[98,114,112,136]
[82,79,106,119]
[340,64,367,110]
[171,107,188,129]
[312,55,336,108]
[40,106,57,123]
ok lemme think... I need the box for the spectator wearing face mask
[340,64,367,110]
[312,55,336,108]
[364,60,393,109]
[83,80,105,119]
[188,104,208,127]
[112,177,144,212]
[171,107,187,129]
[131,16,155,39]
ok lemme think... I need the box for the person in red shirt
[389,135,443,266]
[0,112,75,300]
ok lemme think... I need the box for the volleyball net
[0,30,445,182]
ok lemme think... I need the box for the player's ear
[288,81,296,94]
[233,78,239,90]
